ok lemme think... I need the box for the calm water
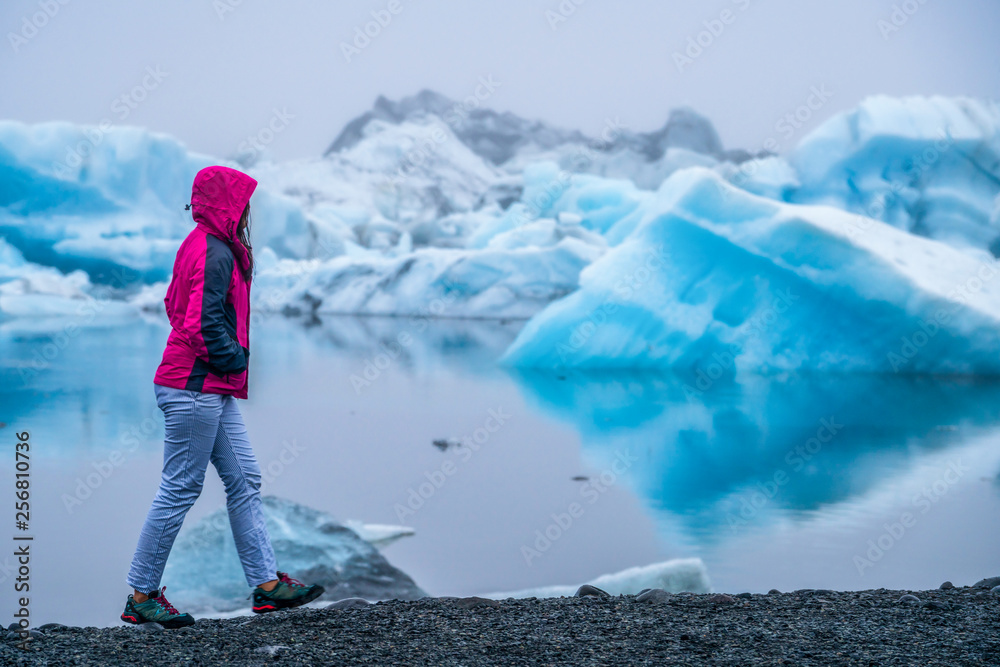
[1,313,999,627]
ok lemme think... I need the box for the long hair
[237,203,254,282]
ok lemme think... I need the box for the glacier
[3,93,1000,375]
[163,496,425,613]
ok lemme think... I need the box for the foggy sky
[2,0,998,162]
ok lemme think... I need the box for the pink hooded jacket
[154,166,256,399]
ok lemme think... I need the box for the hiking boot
[121,587,195,629]
[251,571,325,613]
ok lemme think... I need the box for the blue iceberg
[0,121,329,288]
[502,168,1000,375]
[734,96,1000,255]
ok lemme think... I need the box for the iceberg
[0,237,135,317]
[255,113,502,252]
[267,237,605,319]
[163,496,425,612]
[485,558,710,599]
[343,520,415,549]
[782,96,1000,255]
[4,93,1000,336]
[0,115,610,320]
[0,120,343,287]
[502,167,1000,374]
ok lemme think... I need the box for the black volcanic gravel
[3,587,999,666]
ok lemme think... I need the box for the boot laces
[278,571,305,588]
[154,587,180,615]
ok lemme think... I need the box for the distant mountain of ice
[324,88,734,167]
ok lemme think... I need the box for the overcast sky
[2,0,998,161]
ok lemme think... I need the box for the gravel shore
[3,584,999,666]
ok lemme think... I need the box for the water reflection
[3,314,998,603]
[509,369,1000,539]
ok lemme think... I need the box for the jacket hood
[190,166,257,270]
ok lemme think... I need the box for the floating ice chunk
[164,496,425,612]
[485,558,710,599]
[344,520,416,549]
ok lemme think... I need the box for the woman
[122,166,323,629]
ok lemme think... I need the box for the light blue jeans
[127,384,277,592]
